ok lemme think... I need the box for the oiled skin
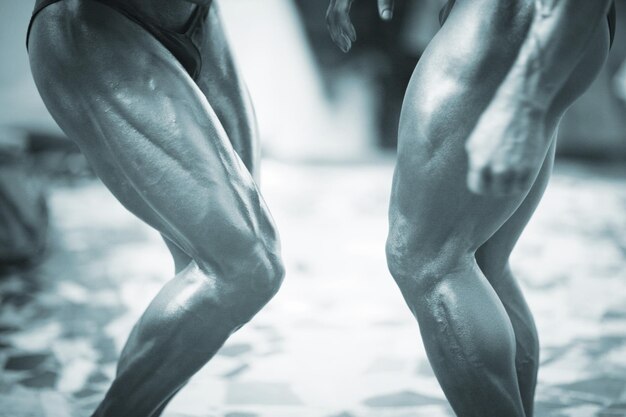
[28,1,281,416]
[466,0,615,195]
[384,1,611,416]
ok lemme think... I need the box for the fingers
[326,0,357,52]
[326,0,393,52]
[467,164,534,196]
[377,0,394,20]
[464,127,538,196]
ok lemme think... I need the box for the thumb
[377,0,394,20]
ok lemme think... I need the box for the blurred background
[0,1,625,416]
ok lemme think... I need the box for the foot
[465,90,550,197]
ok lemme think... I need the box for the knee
[385,228,414,290]
[385,237,432,295]
[162,246,283,334]
[230,237,284,300]
[245,242,285,303]
[189,211,284,293]
[211,236,284,321]
[385,220,464,294]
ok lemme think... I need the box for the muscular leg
[142,4,260,415]
[385,1,609,416]
[28,2,283,416]
[144,236,189,417]
[156,0,258,296]
[474,141,554,417]
[148,5,262,415]
[466,0,613,195]
[195,2,261,181]
[474,16,612,413]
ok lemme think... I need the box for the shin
[386,235,526,417]
[93,253,283,417]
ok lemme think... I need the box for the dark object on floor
[0,135,48,269]
[5,353,51,371]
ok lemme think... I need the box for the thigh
[475,141,555,277]
[476,22,610,272]
[195,2,260,179]
[388,0,608,262]
[389,0,535,261]
[28,0,277,272]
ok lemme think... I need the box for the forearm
[504,0,612,108]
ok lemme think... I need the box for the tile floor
[0,158,625,417]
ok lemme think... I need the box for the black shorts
[27,0,212,80]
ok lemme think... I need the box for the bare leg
[466,0,613,195]
[28,2,283,416]
[386,5,536,413]
[148,385,185,417]
[148,5,261,414]
[385,0,609,415]
[475,141,555,417]
[144,237,189,417]
[149,6,262,415]
[472,8,612,412]
[196,2,261,181]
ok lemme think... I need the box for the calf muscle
[28,2,283,416]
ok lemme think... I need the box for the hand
[466,140,537,197]
[465,103,546,197]
[326,0,395,52]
